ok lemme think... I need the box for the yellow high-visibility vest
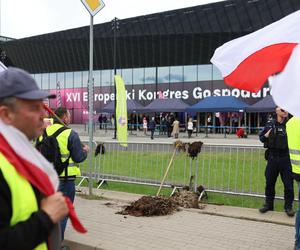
[46,124,81,177]
[0,153,47,250]
[286,117,300,175]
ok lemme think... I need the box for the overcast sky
[0,0,224,39]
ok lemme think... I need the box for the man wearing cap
[0,67,69,249]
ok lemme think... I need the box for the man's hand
[264,129,272,138]
[82,144,89,152]
[41,192,69,224]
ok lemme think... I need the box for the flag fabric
[269,44,300,118]
[211,10,300,93]
[0,120,87,233]
[115,75,128,147]
[0,61,7,72]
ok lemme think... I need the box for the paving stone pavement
[64,190,296,250]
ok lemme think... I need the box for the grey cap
[0,67,56,100]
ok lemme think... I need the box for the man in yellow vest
[286,116,300,250]
[0,67,69,249]
[46,107,89,242]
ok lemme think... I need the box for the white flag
[211,10,300,92]
[269,44,300,118]
[0,61,7,72]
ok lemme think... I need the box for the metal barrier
[77,140,98,188]
[76,141,290,199]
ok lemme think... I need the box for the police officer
[259,107,294,216]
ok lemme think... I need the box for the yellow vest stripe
[286,117,300,175]
[290,149,300,155]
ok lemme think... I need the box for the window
[212,65,223,80]
[82,71,89,87]
[101,70,112,86]
[65,72,73,88]
[170,66,183,83]
[122,68,132,85]
[158,67,169,83]
[49,73,57,90]
[74,71,82,88]
[34,74,42,89]
[184,65,197,82]
[198,65,212,81]
[144,67,156,84]
[57,73,65,89]
[41,73,49,90]
[133,68,144,85]
[93,70,101,87]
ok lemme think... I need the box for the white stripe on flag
[0,61,7,72]
[269,44,300,118]
[211,10,300,78]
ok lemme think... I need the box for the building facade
[0,0,299,123]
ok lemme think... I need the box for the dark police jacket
[259,118,289,157]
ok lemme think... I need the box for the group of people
[259,106,300,249]
[0,67,88,250]
[97,114,108,130]
[2,67,300,250]
[142,115,183,139]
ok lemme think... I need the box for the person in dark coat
[98,114,103,129]
[149,117,156,140]
[259,107,294,217]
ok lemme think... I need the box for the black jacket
[259,118,289,156]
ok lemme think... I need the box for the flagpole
[112,17,119,139]
[87,14,94,195]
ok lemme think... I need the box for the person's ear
[0,106,14,124]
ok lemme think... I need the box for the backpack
[36,126,70,175]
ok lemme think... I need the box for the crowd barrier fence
[77,141,289,200]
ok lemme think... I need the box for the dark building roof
[1,0,299,73]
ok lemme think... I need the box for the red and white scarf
[0,120,87,233]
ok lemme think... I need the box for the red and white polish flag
[210,10,300,93]
[0,120,87,233]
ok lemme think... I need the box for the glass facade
[38,64,221,91]
[37,64,223,123]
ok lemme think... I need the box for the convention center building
[0,0,299,123]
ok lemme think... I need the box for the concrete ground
[64,188,296,250]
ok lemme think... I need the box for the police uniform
[259,118,294,214]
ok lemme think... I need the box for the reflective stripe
[291,159,300,166]
[68,163,79,167]
[61,153,70,158]
[290,149,300,155]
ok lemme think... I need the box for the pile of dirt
[117,196,178,217]
[118,191,206,217]
[171,191,199,209]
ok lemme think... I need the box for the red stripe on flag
[224,43,297,93]
[0,134,54,196]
